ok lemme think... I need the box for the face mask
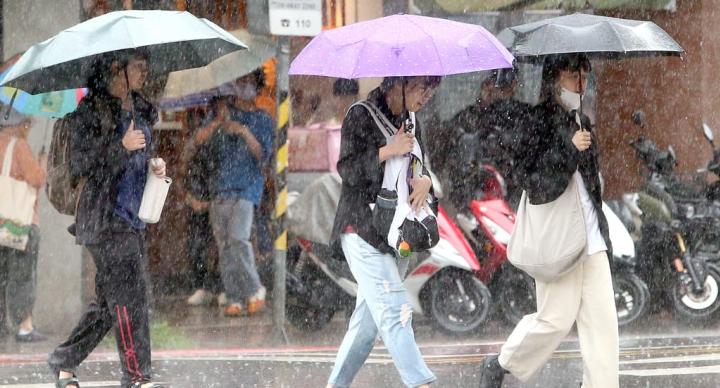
[236,83,258,101]
[559,87,582,111]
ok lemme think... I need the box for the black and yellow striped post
[272,35,291,343]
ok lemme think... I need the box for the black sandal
[56,374,79,388]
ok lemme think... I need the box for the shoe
[186,289,213,306]
[217,292,228,306]
[15,329,47,343]
[55,372,79,388]
[224,303,243,317]
[247,286,266,315]
[129,380,165,388]
[478,354,507,388]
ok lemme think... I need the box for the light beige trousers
[498,251,619,388]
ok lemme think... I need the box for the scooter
[603,202,651,326]
[455,164,650,327]
[630,136,720,322]
[285,173,492,335]
[453,165,536,326]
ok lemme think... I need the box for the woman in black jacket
[49,50,165,388]
[479,54,618,388]
[327,76,440,388]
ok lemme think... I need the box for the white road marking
[620,364,720,377]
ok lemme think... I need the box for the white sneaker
[187,289,213,306]
[254,286,267,301]
[217,292,228,306]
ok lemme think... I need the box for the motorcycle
[284,173,492,335]
[453,165,536,326]
[456,164,651,326]
[630,137,720,322]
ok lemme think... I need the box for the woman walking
[48,49,165,388]
[478,54,619,388]
[327,76,441,388]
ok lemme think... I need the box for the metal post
[272,35,291,344]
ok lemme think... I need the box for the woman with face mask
[478,54,618,388]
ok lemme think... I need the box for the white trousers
[499,251,619,388]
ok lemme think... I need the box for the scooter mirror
[703,123,715,144]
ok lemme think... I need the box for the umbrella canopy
[159,80,238,110]
[162,29,275,99]
[289,14,514,78]
[0,10,247,95]
[0,55,86,118]
[498,13,684,62]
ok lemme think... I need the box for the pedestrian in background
[479,53,618,388]
[194,69,274,318]
[183,99,224,307]
[0,106,47,343]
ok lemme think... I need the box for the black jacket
[330,88,430,255]
[445,98,533,208]
[518,99,612,256]
[68,90,158,245]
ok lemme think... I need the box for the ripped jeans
[328,233,436,388]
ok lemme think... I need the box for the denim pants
[210,198,261,304]
[328,233,436,388]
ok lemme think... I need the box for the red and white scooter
[285,173,492,335]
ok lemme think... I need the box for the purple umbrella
[289,14,514,78]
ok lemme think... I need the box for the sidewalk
[2,294,717,362]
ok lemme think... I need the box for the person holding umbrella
[289,13,514,388]
[479,14,685,388]
[478,53,618,388]
[0,11,247,388]
[327,75,441,388]
[47,49,165,388]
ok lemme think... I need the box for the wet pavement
[1,297,719,387]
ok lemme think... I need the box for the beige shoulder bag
[507,175,587,282]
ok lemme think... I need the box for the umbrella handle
[4,89,18,120]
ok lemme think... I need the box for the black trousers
[0,225,40,330]
[48,220,151,387]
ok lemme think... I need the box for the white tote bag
[0,137,37,250]
[507,175,587,282]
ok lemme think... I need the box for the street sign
[269,0,323,37]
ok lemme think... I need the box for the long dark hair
[86,49,150,95]
[539,53,591,103]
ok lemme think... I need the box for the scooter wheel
[427,270,491,335]
[498,265,536,326]
[614,273,650,327]
[671,266,720,323]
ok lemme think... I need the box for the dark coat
[330,88,430,255]
[444,98,533,208]
[517,99,612,256]
[68,90,158,245]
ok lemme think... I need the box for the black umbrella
[497,13,684,62]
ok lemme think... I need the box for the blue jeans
[210,198,262,304]
[328,234,436,388]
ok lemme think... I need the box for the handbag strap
[2,137,17,177]
[350,101,397,140]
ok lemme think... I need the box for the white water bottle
[138,158,172,224]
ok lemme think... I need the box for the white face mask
[559,87,582,111]
[236,83,258,101]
